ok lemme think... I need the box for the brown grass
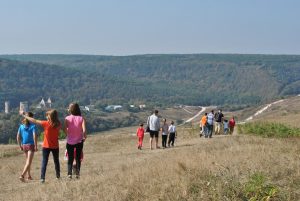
[246,96,300,128]
[2,98,300,201]
[1,124,300,200]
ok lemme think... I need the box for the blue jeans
[41,148,60,180]
[206,124,213,138]
[202,125,208,136]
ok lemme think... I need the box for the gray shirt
[161,124,169,135]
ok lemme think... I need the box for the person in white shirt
[168,121,177,147]
[147,110,160,150]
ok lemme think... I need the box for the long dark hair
[46,109,60,128]
[23,112,34,126]
[69,103,81,116]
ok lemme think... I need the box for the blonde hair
[46,109,60,128]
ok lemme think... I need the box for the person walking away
[200,113,208,137]
[214,109,224,135]
[206,110,214,138]
[136,123,145,150]
[168,121,177,147]
[229,116,236,135]
[22,109,61,183]
[147,110,160,150]
[64,103,87,179]
[17,112,38,182]
[64,148,84,173]
[223,119,229,135]
[161,119,169,148]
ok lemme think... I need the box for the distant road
[242,99,284,123]
[182,107,194,114]
[237,99,286,124]
[184,106,206,123]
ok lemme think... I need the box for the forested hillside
[1,54,300,108]
[1,54,300,143]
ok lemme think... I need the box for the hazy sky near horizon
[1,0,299,55]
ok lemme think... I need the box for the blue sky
[0,0,299,55]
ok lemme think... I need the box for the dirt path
[184,106,206,123]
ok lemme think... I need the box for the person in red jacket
[136,123,145,150]
[229,116,236,135]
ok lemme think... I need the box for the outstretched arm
[22,115,43,125]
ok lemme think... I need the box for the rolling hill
[1,54,300,144]
[1,54,300,108]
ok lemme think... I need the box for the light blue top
[207,113,214,125]
[18,124,37,145]
[223,122,229,129]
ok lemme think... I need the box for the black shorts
[149,130,159,138]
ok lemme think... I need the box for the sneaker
[75,175,80,179]
[27,176,33,180]
[40,179,45,183]
[68,175,72,179]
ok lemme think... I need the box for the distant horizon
[1,52,300,57]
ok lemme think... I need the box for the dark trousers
[41,148,60,180]
[162,135,168,148]
[168,132,176,146]
[66,141,83,176]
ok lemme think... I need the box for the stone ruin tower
[4,101,10,114]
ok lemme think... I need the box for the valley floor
[0,126,300,200]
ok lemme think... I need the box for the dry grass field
[1,98,300,200]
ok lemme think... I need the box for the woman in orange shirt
[22,109,61,183]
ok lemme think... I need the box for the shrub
[238,122,300,138]
[243,172,279,201]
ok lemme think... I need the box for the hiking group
[17,105,235,182]
[17,103,87,183]
[136,110,177,150]
[200,109,236,138]
[135,108,236,150]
